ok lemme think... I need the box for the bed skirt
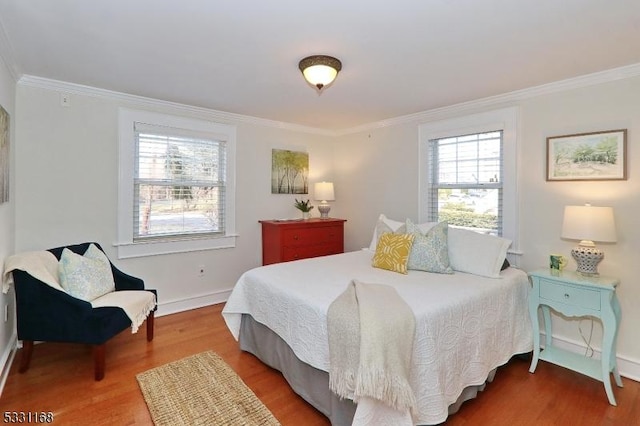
[239,314,496,426]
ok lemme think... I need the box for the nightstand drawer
[539,279,601,311]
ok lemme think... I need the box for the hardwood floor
[1,304,638,425]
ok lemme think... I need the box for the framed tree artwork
[271,149,309,194]
[546,129,627,181]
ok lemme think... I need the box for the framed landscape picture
[546,129,627,181]
[271,149,309,194]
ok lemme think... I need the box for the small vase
[302,212,309,220]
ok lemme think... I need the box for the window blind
[133,122,227,241]
[428,131,503,235]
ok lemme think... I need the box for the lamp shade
[561,205,617,244]
[314,182,335,202]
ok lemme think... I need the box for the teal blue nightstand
[528,269,623,405]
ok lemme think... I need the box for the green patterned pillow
[406,219,453,274]
[59,244,116,301]
[372,232,415,274]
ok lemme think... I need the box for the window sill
[115,234,237,259]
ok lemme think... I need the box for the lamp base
[571,245,604,277]
[318,204,331,218]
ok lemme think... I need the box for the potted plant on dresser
[294,199,314,219]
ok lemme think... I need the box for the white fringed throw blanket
[328,279,416,416]
[2,251,62,293]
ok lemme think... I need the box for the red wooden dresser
[259,218,346,265]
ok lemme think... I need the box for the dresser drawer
[282,225,342,246]
[539,278,601,311]
[282,243,341,262]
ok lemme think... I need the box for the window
[118,109,236,258]
[419,107,518,249]
[428,131,503,235]
[134,124,226,240]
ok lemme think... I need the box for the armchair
[7,242,157,381]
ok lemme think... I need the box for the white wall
[334,75,640,379]
[334,124,421,251]
[13,83,337,314]
[0,52,16,386]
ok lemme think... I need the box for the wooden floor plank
[0,304,638,425]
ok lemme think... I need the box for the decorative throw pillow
[368,214,436,251]
[406,220,453,274]
[447,227,512,278]
[372,232,415,274]
[58,244,116,301]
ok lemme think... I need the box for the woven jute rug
[136,351,281,426]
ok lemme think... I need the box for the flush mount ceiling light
[298,55,342,92]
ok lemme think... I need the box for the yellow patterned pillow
[372,232,415,274]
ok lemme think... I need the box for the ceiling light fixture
[298,55,342,92]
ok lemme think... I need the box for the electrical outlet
[198,265,205,277]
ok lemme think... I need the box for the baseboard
[155,287,233,317]
[541,332,640,383]
[0,332,18,397]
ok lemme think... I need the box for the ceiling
[1,1,639,131]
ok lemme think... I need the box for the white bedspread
[222,250,532,425]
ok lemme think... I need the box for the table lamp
[561,204,616,276]
[314,182,335,218]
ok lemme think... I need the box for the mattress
[222,250,533,424]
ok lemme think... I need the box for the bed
[222,218,533,425]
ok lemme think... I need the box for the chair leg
[19,340,34,373]
[146,311,155,342]
[93,344,105,381]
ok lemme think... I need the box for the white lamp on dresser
[314,182,335,219]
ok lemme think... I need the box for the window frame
[117,108,237,259]
[418,107,519,251]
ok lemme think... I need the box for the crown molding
[17,75,336,136]
[17,62,640,138]
[338,62,640,136]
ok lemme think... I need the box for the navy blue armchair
[11,242,157,380]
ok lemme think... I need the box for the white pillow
[447,227,511,278]
[58,244,116,301]
[368,214,436,251]
[368,214,405,251]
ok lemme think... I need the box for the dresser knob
[564,293,570,299]
[293,235,299,240]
